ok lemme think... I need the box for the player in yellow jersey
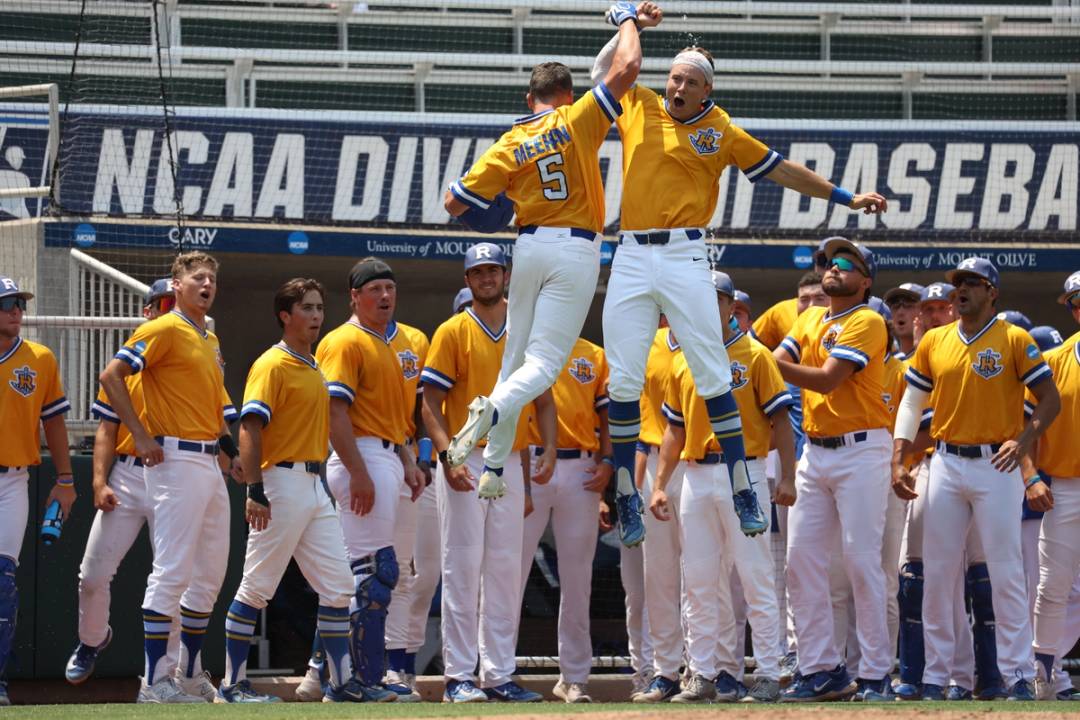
[442,3,657,509]
[651,271,795,704]
[591,24,888,549]
[1031,270,1080,700]
[774,239,892,702]
[893,258,1060,701]
[0,276,74,707]
[214,278,354,704]
[517,336,612,704]
[316,257,424,704]
[98,252,238,704]
[420,244,555,703]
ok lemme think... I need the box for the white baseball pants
[78,458,154,647]
[326,437,404,559]
[0,468,29,562]
[234,466,353,610]
[603,231,732,403]
[483,227,601,470]
[922,450,1032,686]
[1022,518,1041,613]
[437,447,524,686]
[787,429,891,679]
[385,481,440,652]
[386,482,417,651]
[766,452,797,657]
[1034,478,1080,666]
[640,449,685,680]
[619,542,653,676]
[519,451,599,683]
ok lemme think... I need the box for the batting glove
[606,1,638,27]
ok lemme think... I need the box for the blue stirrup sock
[142,608,172,685]
[608,399,641,495]
[223,600,259,686]
[179,605,212,679]
[317,605,352,689]
[704,391,750,493]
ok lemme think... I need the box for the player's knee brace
[966,562,1001,686]
[350,547,398,684]
[0,556,18,676]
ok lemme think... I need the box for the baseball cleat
[1006,679,1035,701]
[733,487,768,536]
[780,664,856,702]
[477,468,507,500]
[553,680,591,703]
[484,680,542,702]
[65,626,112,685]
[614,471,646,547]
[741,677,781,703]
[714,670,744,702]
[630,669,653,697]
[976,681,1008,701]
[632,675,680,703]
[136,676,207,704]
[384,682,421,702]
[322,678,397,703]
[894,682,921,700]
[946,685,973,701]
[177,670,218,702]
[920,683,945,701]
[215,679,281,703]
[295,666,325,702]
[852,676,893,702]
[443,679,488,703]
[671,674,715,704]
[0,681,9,706]
[778,651,798,687]
[447,396,496,467]
[1057,687,1080,701]
[384,670,420,702]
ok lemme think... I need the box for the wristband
[1024,475,1044,489]
[247,481,269,506]
[438,449,448,465]
[601,456,615,467]
[56,474,74,487]
[830,186,854,206]
[219,433,239,460]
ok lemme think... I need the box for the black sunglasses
[955,277,990,289]
[0,297,27,312]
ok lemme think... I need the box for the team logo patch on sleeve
[688,128,721,155]
[1025,344,1040,360]
[729,361,748,389]
[397,350,420,380]
[569,357,596,384]
[9,365,36,397]
[972,348,1004,379]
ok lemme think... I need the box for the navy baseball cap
[883,282,923,305]
[143,278,173,306]
[1030,325,1064,352]
[711,270,735,298]
[823,237,876,280]
[920,282,955,304]
[946,257,999,288]
[453,287,473,314]
[1058,270,1080,305]
[996,310,1033,331]
[733,289,752,310]
[0,276,33,300]
[867,295,892,322]
[464,242,507,270]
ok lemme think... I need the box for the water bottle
[41,499,63,546]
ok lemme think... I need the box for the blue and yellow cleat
[780,665,857,702]
[443,679,488,703]
[65,626,112,685]
[322,678,397,703]
[921,683,945,701]
[215,679,281,703]
[733,488,768,536]
[484,681,543,703]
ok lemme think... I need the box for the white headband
[671,51,714,86]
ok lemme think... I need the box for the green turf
[0,702,1066,719]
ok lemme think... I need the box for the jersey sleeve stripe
[830,345,870,369]
[327,381,356,403]
[1021,362,1052,387]
[594,394,609,410]
[661,402,685,426]
[241,400,272,424]
[223,404,239,423]
[420,367,454,390]
[779,337,800,362]
[905,367,934,392]
[91,399,120,422]
[449,181,492,211]
[761,390,794,417]
[115,347,145,373]
[1023,400,1036,419]
[744,150,783,183]
[591,83,623,123]
[40,397,71,420]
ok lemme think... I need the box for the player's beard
[822,277,859,298]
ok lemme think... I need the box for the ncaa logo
[287,231,309,255]
[792,246,814,269]
[688,128,721,155]
[398,349,420,380]
[729,361,748,390]
[74,223,96,248]
[9,364,36,397]
[569,357,595,384]
[972,348,1004,379]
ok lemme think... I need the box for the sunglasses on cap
[148,295,176,313]
[0,297,27,312]
[829,257,865,275]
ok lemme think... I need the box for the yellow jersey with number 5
[450,83,622,233]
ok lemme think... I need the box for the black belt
[154,436,219,456]
[938,441,1002,459]
[808,431,868,450]
[117,454,144,468]
[381,439,403,453]
[276,461,322,474]
[628,229,703,245]
[0,465,26,473]
[533,447,592,460]
[696,453,721,465]
[518,225,596,241]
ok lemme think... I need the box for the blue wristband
[1024,475,1043,489]
[830,186,854,206]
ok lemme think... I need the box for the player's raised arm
[591,2,662,90]
[763,158,888,215]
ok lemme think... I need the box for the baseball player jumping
[591,26,888,549]
[0,276,73,707]
[441,1,651,503]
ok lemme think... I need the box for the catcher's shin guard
[966,563,1002,689]
[350,547,398,686]
[897,561,925,684]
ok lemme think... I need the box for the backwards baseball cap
[920,282,955,304]
[1030,325,1064,352]
[464,242,507,271]
[996,310,1034,332]
[711,270,735,298]
[867,295,892,322]
[143,278,173,306]
[349,258,395,289]
[945,257,999,288]
[1058,269,1080,305]
[883,282,924,305]
[453,287,473,314]
[0,276,33,301]
[823,237,876,280]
